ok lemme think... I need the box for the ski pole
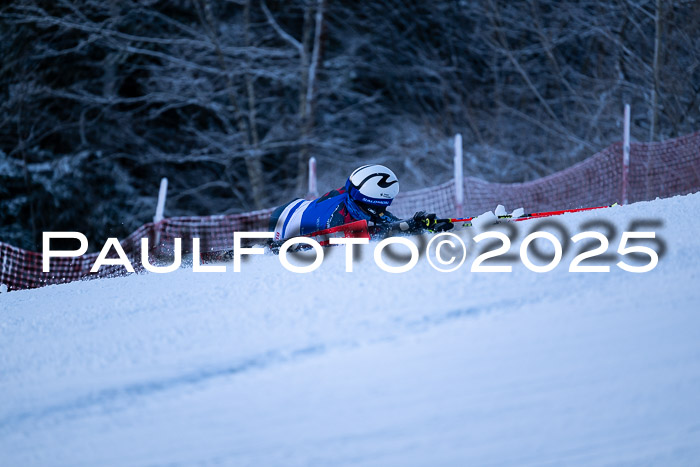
[443,204,612,224]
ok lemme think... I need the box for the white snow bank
[2,192,700,466]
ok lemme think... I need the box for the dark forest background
[1,0,699,251]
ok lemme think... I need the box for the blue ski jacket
[269,187,398,241]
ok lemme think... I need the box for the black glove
[411,211,436,230]
[431,219,454,232]
[410,211,454,233]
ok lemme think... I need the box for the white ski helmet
[345,164,400,207]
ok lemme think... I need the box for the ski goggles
[356,201,386,218]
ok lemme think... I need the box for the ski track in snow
[1,192,700,466]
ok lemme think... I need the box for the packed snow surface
[2,193,700,466]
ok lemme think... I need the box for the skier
[270,164,453,241]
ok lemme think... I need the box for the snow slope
[2,193,700,466]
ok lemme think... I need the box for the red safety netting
[1,131,699,292]
[0,223,153,292]
[628,132,700,203]
[156,208,274,255]
[392,130,699,217]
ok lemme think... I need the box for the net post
[454,133,464,217]
[154,177,168,224]
[153,177,168,252]
[307,157,318,199]
[622,104,630,205]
